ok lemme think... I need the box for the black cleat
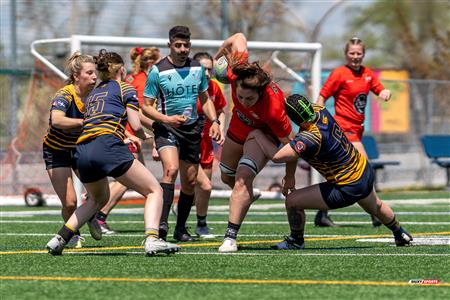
[159,227,168,241]
[394,228,413,246]
[314,210,337,227]
[371,215,382,227]
[173,228,194,242]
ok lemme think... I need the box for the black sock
[74,230,81,236]
[160,183,175,230]
[290,229,304,243]
[97,211,108,223]
[197,215,207,227]
[175,191,195,231]
[385,216,401,232]
[58,225,76,242]
[224,221,241,239]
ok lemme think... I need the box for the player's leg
[219,136,269,253]
[219,136,243,188]
[195,165,213,237]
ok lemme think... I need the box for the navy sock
[96,211,108,223]
[58,225,76,242]
[197,215,207,227]
[224,222,241,239]
[160,183,175,230]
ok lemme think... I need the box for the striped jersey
[43,84,85,150]
[77,80,139,143]
[143,57,208,125]
[289,104,367,185]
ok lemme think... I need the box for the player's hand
[152,147,160,161]
[209,122,222,142]
[124,135,142,152]
[217,129,226,146]
[379,89,391,102]
[281,176,295,197]
[167,115,187,128]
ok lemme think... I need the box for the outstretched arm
[214,32,248,60]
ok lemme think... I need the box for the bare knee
[198,178,212,193]
[163,165,179,182]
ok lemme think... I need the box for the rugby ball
[213,56,229,84]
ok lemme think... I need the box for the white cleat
[218,238,238,253]
[144,237,180,256]
[87,218,102,240]
[99,221,116,235]
[66,235,85,249]
[46,234,67,255]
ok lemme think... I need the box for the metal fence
[0,69,449,196]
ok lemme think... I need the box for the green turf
[0,192,449,299]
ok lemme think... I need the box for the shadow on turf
[238,245,378,251]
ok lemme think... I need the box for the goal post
[30,35,322,201]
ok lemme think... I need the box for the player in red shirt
[214,33,296,252]
[315,37,391,227]
[94,47,161,234]
[192,52,227,237]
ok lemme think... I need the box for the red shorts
[335,117,364,142]
[226,114,254,144]
[127,142,139,154]
[200,134,214,169]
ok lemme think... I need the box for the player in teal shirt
[142,26,221,242]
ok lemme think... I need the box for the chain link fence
[1,66,449,196]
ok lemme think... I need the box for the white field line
[0,233,343,238]
[0,220,449,225]
[1,209,449,218]
[356,237,450,246]
[54,251,450,257]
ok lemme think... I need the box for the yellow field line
[1,231,449,255]
[0,275,448,287]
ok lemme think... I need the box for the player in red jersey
[192,52,227,237]
[94,47,161,235]
[315,37,391,227]
[213,33,296,252]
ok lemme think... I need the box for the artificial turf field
[1,191,449,299]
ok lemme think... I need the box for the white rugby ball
[213,56,229,84]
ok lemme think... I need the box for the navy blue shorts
[74,135,134,183]
[42,143,76,170]
[153,120,201,164]
[319,163,375,209]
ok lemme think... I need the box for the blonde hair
[64,51,95,84]
[94,49,124,81]
[345,37,366,55]
[130,47,160,74]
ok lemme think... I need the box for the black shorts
[42,143,76,170]
[153,120,202,164]
[319,163,375,209]
[74,135,134,183]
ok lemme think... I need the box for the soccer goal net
[30,35,322,201]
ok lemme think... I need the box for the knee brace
[238,157,259,176]
[220,162,236,177]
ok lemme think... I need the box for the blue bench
[362,135,400,191]
[421,135,450,187]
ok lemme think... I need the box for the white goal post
[31,35,322,201]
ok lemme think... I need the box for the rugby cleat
[272,236,305,250]
[98,220,116,235]
[195,225,216,239]
[46,234,67,255]
[314,210,337,227]
[87,217,102,240]
[173,227,194,242]
[144,237,180,256]
[66,235,85,249]
[394,228,413,246]
[218,237,238,253]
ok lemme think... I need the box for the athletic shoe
[394,228,413,246]
[66,235,85,249]
[314,210,337,227]
[371,215,382,227]
[144,237,180,256]
[87,217,102,240]
[219,237,238,253]
[46,234,67,255]
[195,225,216,238]
[173,227,194,242]
[98,220,116,235]
[271,236,305,250]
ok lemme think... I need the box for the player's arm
[139,109,154,130]
[316,95,327,106]
[216,109,226,145]
[248,130,298,163]
[199,91,221,142]
[141,97,186,127]
[214,32,248,60]
[126,107,150,140]
[50,110,83,130]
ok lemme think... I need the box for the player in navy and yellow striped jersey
[46,49,179,256]
[42,52,97,249]
[249,94,412,250]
